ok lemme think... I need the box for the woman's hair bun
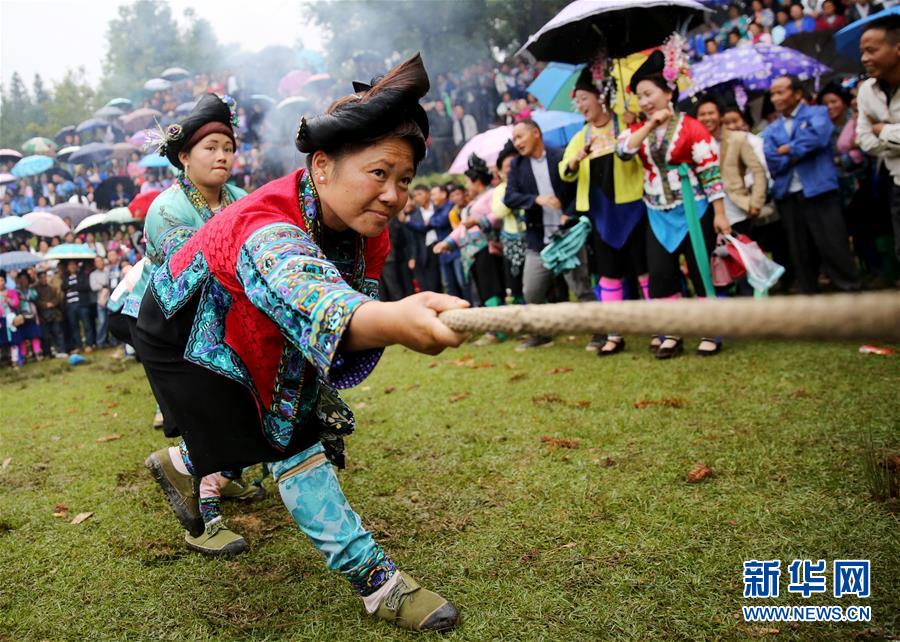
[296,53,431,163]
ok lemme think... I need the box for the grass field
[1,336,898,641]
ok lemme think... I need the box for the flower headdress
[660,32,692,91]
[143,93,239,157]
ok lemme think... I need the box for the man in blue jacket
[504,119,593,351]
[763,75,860,293]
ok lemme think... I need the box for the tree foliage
[304,0,569,76]
[99,0,222,101]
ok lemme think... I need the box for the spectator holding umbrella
[763,75,861,293]
[61,260,94,353]
[35,268,65,357]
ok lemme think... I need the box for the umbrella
[533,110,586,148]
[105,97,133,110]
[0,251,44,271]
[49,203,95,227]
[278,69,312,97]
[73,212,109,234]
[0,173,16,185]
[112,142,139,160]
[784,30,864,77]
[0,149,23,164]
[836,6,900,56]
[68,143,114,165]
[21,137,57,155]
[75,117,112,134]
[95,176,135,209]
[161,66,191,81]
[23,211,70,237]
[302,73,334,93]
[688,44,831,96]
[11,155,54,177]
[128,130,151,147]
[53,126,76,143]
[104,206,139,224]
[519,0,708,62]
[447,113,585,174]
[143,78,172,92]
[94,105,125,119]
[139,153,174,169]
[121,108,162,133]
[45,243,97,260]
[449,126,514,174]
[128,190,162,219]
[527,62,584,111]
[175,101,196,115]
[249,94,277,107]
[0,215,29,236]
[276,96,313,113]
[56,145,81,162]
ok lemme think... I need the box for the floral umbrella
[688,43,831,96]
[21,137,57,155]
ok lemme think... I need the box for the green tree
[42,69,96,141]
[0,72,34,148]
[180,8,224,76]
[99,0,185,99]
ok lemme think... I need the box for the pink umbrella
[278,69,311,97]
[129,130,151,148]
[448,125,513,174]
[23,211,70,237]
[301,73,334,93]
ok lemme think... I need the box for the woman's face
[573,89,606,123]
[313,137,415,238]
[822,93,846,121]
[722,111,749,132]
[636,79,671,118]
[179,133,234,189]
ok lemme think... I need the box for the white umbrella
[161,67,191,81]
[144,78,172,92]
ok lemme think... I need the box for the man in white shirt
[856,16,900,264]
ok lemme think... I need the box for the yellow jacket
[559,123,644,211]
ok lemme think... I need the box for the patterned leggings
[180,440,394,596]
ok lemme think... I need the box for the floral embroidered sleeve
[236,223,381,388]
[690,132,725,202]
[616,128,641,160]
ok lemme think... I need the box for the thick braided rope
[438,292,900,341]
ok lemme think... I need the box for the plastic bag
[724,233,785,294]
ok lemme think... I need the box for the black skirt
[131,290,319,477]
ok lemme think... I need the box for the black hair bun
[296,53,430,160]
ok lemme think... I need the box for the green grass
[1,337,898,641]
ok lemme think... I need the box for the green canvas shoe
[373,573,460,633]
[220,477,266,502]
[184,519,249,557]
[144,448,203,537]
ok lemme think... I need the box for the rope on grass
[438,292,900,341]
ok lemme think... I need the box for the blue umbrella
[0,250,44,271]
[139,153,174,168]
[69,142,114,165]
[527,62,584,111]
[45,243,97,260]
[11,155,54,177]
[533,110,586,148]
[175,101,196,115]
[0,216,29,236]
[835,6,900,56]
[106,97,133,110]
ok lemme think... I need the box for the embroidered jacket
[116,180,246,317]
[617,113,724,211]
[149,169,389,452]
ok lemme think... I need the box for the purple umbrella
[689,44,831,96]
